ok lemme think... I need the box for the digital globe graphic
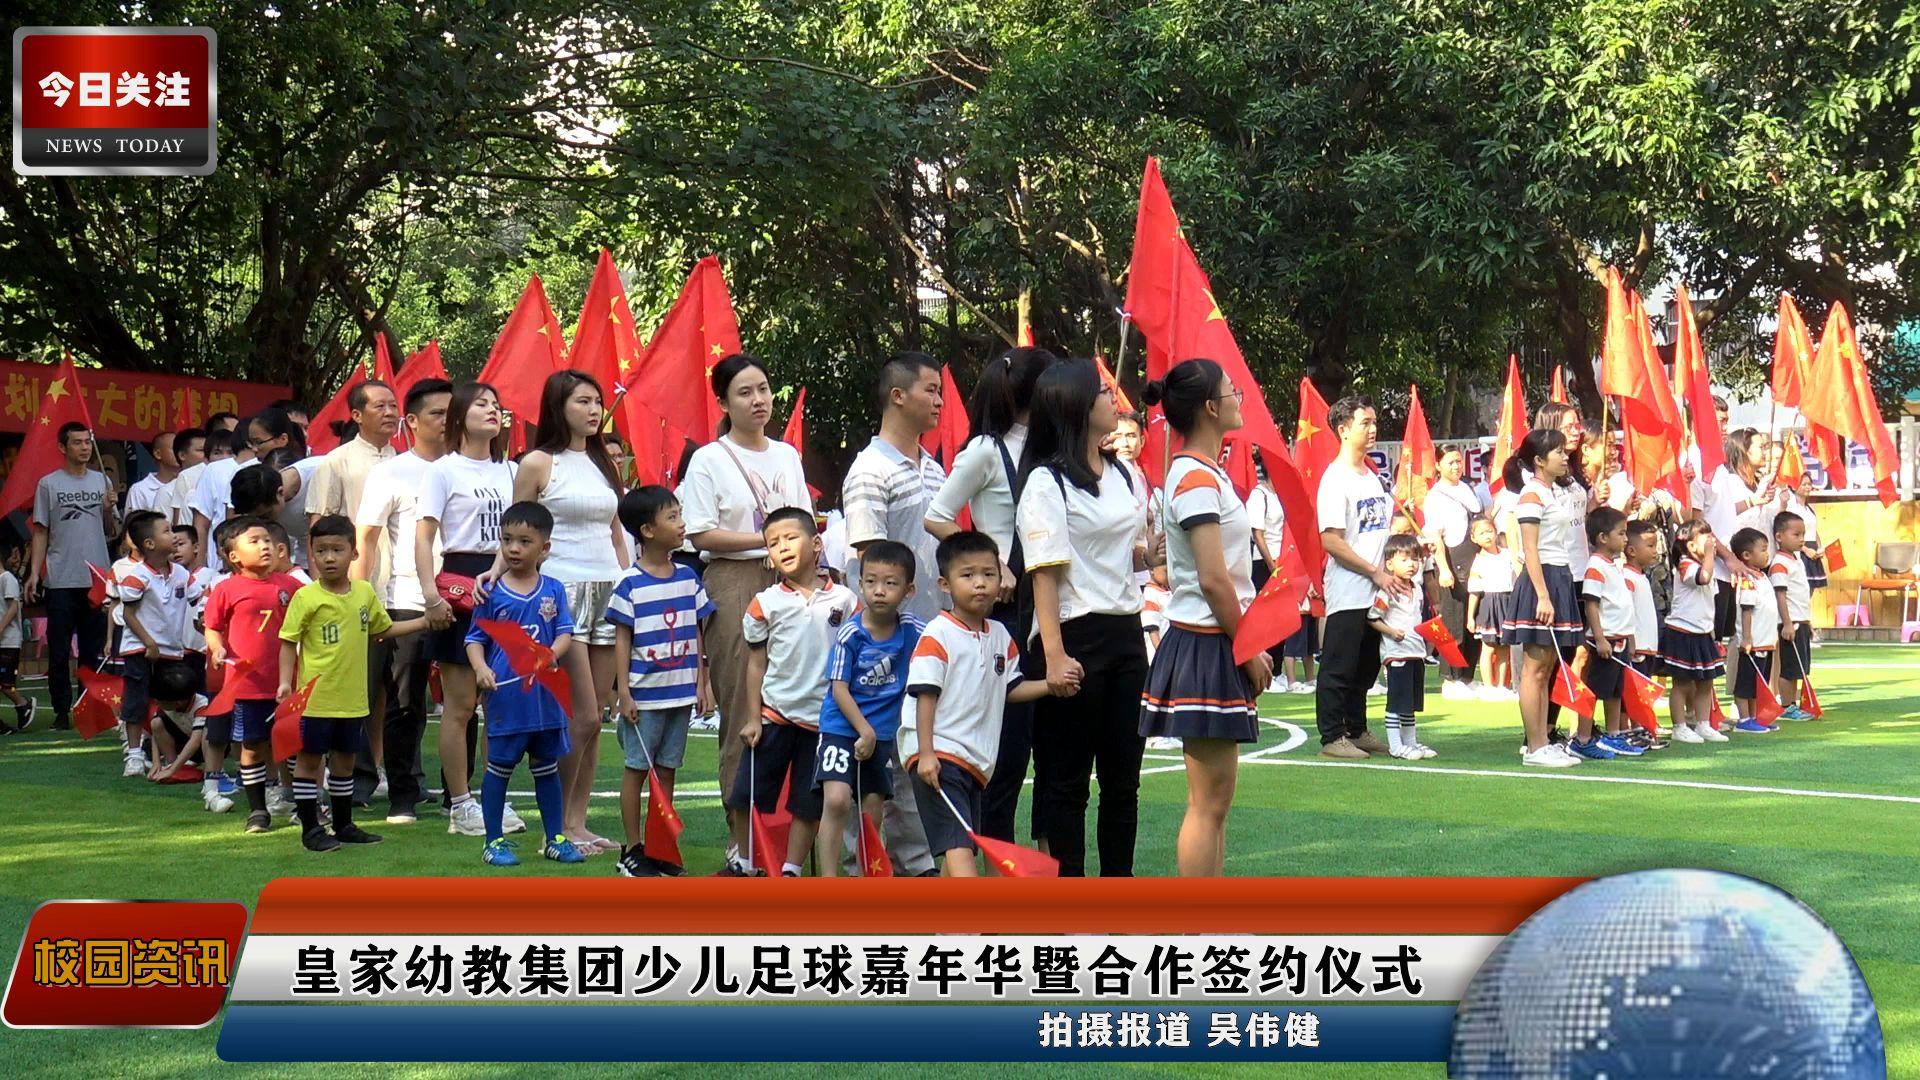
[1449,869,1884,1078]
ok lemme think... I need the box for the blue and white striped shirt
[604,562,715,709]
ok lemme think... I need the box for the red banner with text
[0,358,287,443]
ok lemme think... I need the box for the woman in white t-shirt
[418,382,517,835]
[1709,429,1785,639]
[926,345,1057,843]
[1500,428,1583,768]
[1016,358,1147,878]
[677,355,811,840]
[1137,360,1268,877]
[1424,446,1484,693]
[503,371,629,853]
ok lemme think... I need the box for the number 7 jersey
[202,571,306,700]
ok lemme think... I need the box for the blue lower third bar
[218,1004,1455,1062]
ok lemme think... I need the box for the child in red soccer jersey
[202,517,305,835]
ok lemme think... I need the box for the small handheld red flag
[643,768,684,867]
[270,676,320,761]
[1799,678,1824,719]
[1093,355,1134,413]
[1822,541,1846,572]
[1551,366,1569,405]
[1753,671,1786,726]
[73,667,126,740]
[857,811,894,878]
[473,617,574,716]
[750,804,787,877]
[1234,553,1307,665]
[154,762,205,784]
[976,833,1060,878]
[197,657,256,717]
[1620,662,1663,734]
[1775,433,1807,490]
[1707,693,1727,732]
[1550,657,1598,719]
[86,563,112,608]
[1415,616,1468,669]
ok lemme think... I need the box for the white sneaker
[447,800,486,836]
[1412,743,1438,759]
[373,771,388,799]
[1299,680,1316,694]
[1698,723,1730,744]
[1440,681,1467,700]
[265,786,293,818]
[1672,723,1705,744]
[204,791,234,813]
[1389,745,1415,759]
[501,802,528,834]
[1522,744,1577,768]
[1144,736,1181,750]
[123,753,147,777]
[691,711,720,732]
[1367,682,1387,696]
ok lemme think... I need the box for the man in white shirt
[1314,397,1409,759]
[189,427,252,570]
[310,381,398,529]
[353,378,452,822]
[840,353,944,875]
[125,432,185,524]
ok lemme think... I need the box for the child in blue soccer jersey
[465,502,584,867]
[606,486,715,878]
[815,539,923,877]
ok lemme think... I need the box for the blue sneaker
[544,836,586,864]
[216,773,239,796]
[1597,733,1644,757]
[482,838,520,866]
[1735,718,1776,734]
[1781,705,1813,721]
[1569,737,1617,760]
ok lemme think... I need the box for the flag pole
[1110,307,1134,399]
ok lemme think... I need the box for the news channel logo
[1450,869,1884,1078]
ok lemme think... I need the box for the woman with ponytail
[1138,360,1269,876]
[925,345,1058,844]
[1015,358,1147,877]
[1500,428,1591,767]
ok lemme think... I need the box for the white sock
[451,793,474,808]
[1384,715,1406,751]
[782,861,803,876]
[1403,719,1418,748]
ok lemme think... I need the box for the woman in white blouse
[1425,446,1484,694]
[1016,358,1147,877]
[926,345,1057,844]
[417,382,520,837]
[677,355,812,857]
[501,371,629,854]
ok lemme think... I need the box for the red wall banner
[0,357,288,443]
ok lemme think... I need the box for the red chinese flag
[0,353,96,517]
[1800,678,1824,719]
[197,657,256,717]
[1672,284,1725,482]
[1393,385,1436,526]
[1708,693,1727,732]
[781,386,823,501]
[480,275,568,452]
[1551,366,1569,405]
[428,663,443,705]
[1415,616,1468,669]
[1772,292,1814,410]
[572,250,644,409]
[1018,322,1035,347]
[1802,301,1900,506]
[643,769,684,867]
[1550,657,1598,719]
[1621,662,1663,734]
[473,617,574,715]
[1753,673,1786,726]
[857,811,894,878]
[975,833,1059,878]
[392,341,449,411]
[1600,274,1688,508]
[1823,541,1846,572]
[750,804,787,877]
[1234,541,1308,665]
[1221,433,1258,500]
[617,255,743,486]
[919,365,972,468]
[86,562,111,608]
[1294,377,1339,501]
[308,333,398,455]
[1094,355,1134,413]
[1489,355,1526,495]
[1123,157,1320,582]
[1775,432,1807,490]
[270,676,320,761]
[73,666,125,740]
[156,762,205,784]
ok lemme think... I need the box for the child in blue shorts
[815,540,922,876]
[465,502,584,867]
[606,486,715,878]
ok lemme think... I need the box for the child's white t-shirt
[1666,557,1715,634]
[1370,584,1427,662]
[1768,552,1813,623]
[742,579,860,730]
[0,570,22,649]
[1622,564,1659,656]
[903,612,1023,783]
[1581,555,1635,639]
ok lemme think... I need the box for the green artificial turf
[1,644,1914,1077]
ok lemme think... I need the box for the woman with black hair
[500,371,629,854]
[1501,428,1585,768]
[246,408,318,568]
[1138,359,1270,877]
[1015,357,1148,877]
[677,354,811,873]
[926,345,1058,843]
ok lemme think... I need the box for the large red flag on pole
[1294,377,1339,500]
[392,341,449,407]
[1670,284,1724,483]
[480,275,568,453]
[1802,301,1900,506]
[1599,271,1686,506]
[919,365,971,468]
[1122,157,1321,587]
[0,352,96,517]
[1774,294,1842,479]
[616,256,744,487]
[1489,355,1526,494]
[307,334,398,454]
[1392,385,1436,526]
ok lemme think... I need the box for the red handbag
[434,572,480,615]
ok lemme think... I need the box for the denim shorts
[616,706,692,771]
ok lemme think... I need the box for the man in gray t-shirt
[27,422,114,729]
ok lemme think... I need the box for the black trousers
[1315,608,1382,744]
[358,609,433,808]
[1440,539,1483,679]
[982,597,1037,843]
[43,587,106,721]
[1029,612,1148,877]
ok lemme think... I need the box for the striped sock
[327,775,355,828]
[1402,717,1418,749]
[240,763,269,813]
[1384,714,1407,752]
[292,777,320,831]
